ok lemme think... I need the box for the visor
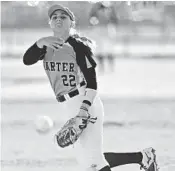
[48,4,75,21]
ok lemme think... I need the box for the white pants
[59,86,109,171]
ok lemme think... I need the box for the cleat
[140,147,159,171]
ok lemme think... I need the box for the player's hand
[76,109,90,129]
[77,109,97,129]
[36,36,64,50]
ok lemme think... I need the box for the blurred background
[1,1,175,171]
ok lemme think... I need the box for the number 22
[61,75,76,87]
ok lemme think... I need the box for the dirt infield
[1,100,175,171]
[2,58,175,171]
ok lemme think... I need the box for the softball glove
[55,115,97,148]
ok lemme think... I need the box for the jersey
[43,43,84,97]
[23,35,98,99]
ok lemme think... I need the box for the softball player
[23,4,158,171]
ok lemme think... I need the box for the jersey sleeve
[67,36,97,90]
[23,43,46,65]
[76,44,97,90]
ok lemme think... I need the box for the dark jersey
[23,36,97,97]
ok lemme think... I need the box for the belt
[56,81,86,102]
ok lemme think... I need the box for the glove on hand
[55,101,97,148]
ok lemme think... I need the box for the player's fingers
[46,37,64,45]
[52,42,63,47]
[52,45,61,50]
[53,40,64,46]
[48,44,60,50]
[56,38,64,43]
[53,44,63,50]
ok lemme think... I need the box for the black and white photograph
[1,1,175,171]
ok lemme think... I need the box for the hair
[70,20,76,28]
[70,28,96,55]
[67,33,97,69]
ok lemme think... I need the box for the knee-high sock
[99,165,111,171]
[104,152,143,168]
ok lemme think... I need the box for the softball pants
[59,86,109,171]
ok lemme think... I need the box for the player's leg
[77,95,112,171]
[75,94,158,171]
[61,94,158,171]
[60,93,108,170]
[74,95,155,171]
[103,147,159,171]
[98,166,111,171]
[104,151,142,167]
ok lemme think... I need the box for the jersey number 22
[61,75,76,87]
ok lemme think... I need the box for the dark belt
[56,81,86,102]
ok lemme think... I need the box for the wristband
[80,101,91,111]
[83,100,91,106]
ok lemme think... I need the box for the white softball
[35,115,54,134]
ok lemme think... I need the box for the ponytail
[70,30,96,55]
[67,32,97,69]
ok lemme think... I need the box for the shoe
[140,147,159,171]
